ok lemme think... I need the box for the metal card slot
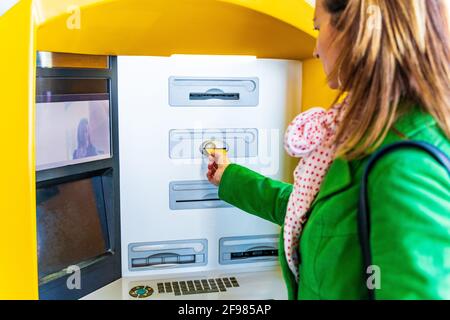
[219,235,279,265]
[169,128,258,159]
[169,77,258,107]
[169,180,231,210]
[128,239,207,271]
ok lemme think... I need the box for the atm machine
[0,0,336,300]
[81,55,301,300]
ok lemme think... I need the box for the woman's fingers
[207,164,217,177]
[206,168,218,185]
[207,154,216,174]
[209,152,222,164]
[208,161,218,169]
[206,150,230,187]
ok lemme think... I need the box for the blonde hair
[323,0,450,159]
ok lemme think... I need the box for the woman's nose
[313,46,320,59]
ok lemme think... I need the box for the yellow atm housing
[0,0,336,299]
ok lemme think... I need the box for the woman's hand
[206,151,231,186]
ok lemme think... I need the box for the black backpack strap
[358,141,450,300]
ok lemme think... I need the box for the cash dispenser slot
[219,235,279,265]
[169,180,232,210]
[129,239,207,271]
[169,77,259,106]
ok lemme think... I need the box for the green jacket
[218,107,450,300]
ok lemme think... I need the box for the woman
[206,0,450,299]
[73,118,98,160]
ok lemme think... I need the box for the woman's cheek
[318,44,330,76]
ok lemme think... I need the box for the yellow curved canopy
[34,0,317,59]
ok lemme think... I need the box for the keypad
[156,277,240,296]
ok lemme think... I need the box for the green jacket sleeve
[218,164,293,226]
[369,148,450,299]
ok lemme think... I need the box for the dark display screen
[36,176,110,283]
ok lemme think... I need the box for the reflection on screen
[35,78,111,171]
[36,99,111,170]
[36,177,109,283]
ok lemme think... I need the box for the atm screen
[36,78,111,171]
[36,176,110,283]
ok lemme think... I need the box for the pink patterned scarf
[283,101,348,281]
